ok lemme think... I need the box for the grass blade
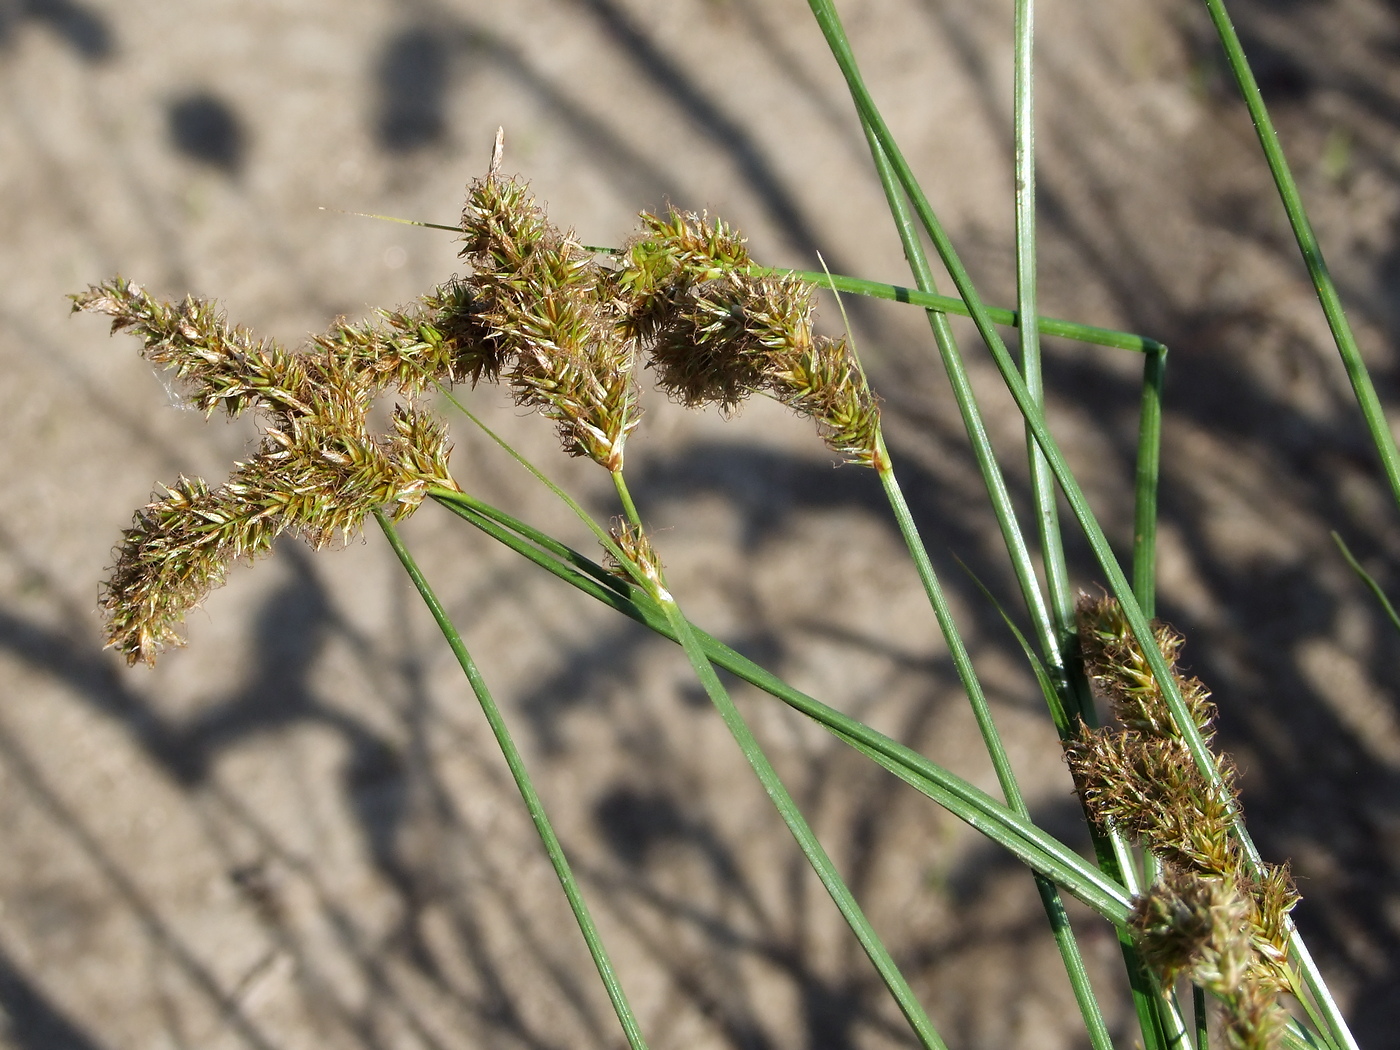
[373,509,649,1050]
[658,584,951,1050]
[807,4,1353,1043]
[429,489,1134,922]
[1332,530,1400,635]
[604,471,950,1050]
[766,267,1166,353]
[1199,0,1400,531]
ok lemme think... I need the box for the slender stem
[881,430,1111,1047]
[1133,348,1166,619]
[858,120,1059,675]
[663,592,950,1050]
[1194,984,1208,1050]
[1332,530,1400,636]
[373,509,649,1050]
[807,0,1263,882]
[814,4,1346,1034]
[809,4,1192,1040]
[1012,1,1113,1044]
[764,267,1166,353]
[1014,0,1074,640]
[433,385,628,564]
[1199,0,1400,528]
[605,474,950,1050]
[611,468,642,527]
[429,491,1136,921]
[860,109,1147,883]
[876,434,1025,812]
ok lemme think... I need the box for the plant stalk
[374,508,649,1050]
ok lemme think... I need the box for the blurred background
[3,0,1400,1046]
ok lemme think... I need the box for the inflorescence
[74,164,880,665]
[1065,595,1299,1050]
[77,157,1307,1049]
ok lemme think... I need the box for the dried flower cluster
[618,209,882,465]
[461,175,640,471]
[72,277,472,665]
[77,162,874,665]
[606,518,663,591]
[1065,595,1299,1049]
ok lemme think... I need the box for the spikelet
[77,158,884,664]
[73,279,461,666]
[619,208,880,463]
[1064,595,1299,1046]
[460,174,640,471]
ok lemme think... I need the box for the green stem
[813,3,1346,1039]
[429,489,1135,922]
[433,385,628,564]
[1199,0,1400,527]
[605,474,950,1050]
[810,4,1191,1041]
[372,509,648,1050]
[858,88,1148,893]
[385,207,1162,354]
[809,0,1249,880]
[876,433,1026,813]
[765,267,1165,354]
[860,112,1150,923]
[665,591,949,1050]
[1013,0,1074,641]
[1133,348,1166,619]
[1012,0,1113,1043]
[611,468,643,528]
[881,429,1111,1047]
[1332,530,1400,636]
[858,119,1059,679]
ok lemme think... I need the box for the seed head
[75,279,460,665]
[1065,594,1301,1039]
[461,174,641,471]
[618,208,881,463]
[606,518,663,591]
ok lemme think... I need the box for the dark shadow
[596,786,689,864]
[0,944,109,1050]
[374,25,452,152]
[0,0,113,61]
[0,723,283,1050]
[575,0,827,262]
[594,785,753,905]
[166,91,247,175]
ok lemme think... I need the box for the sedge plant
[69,0,1382,1044]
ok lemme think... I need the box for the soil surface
[2,0,1399,1047]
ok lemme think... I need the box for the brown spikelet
[618,208,880,463]
[75,278,461,666]
[461,174,641,471]
[606,518,663,590]
[1065,594,1300,1044]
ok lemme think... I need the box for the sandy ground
[2,0,1400,1047]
